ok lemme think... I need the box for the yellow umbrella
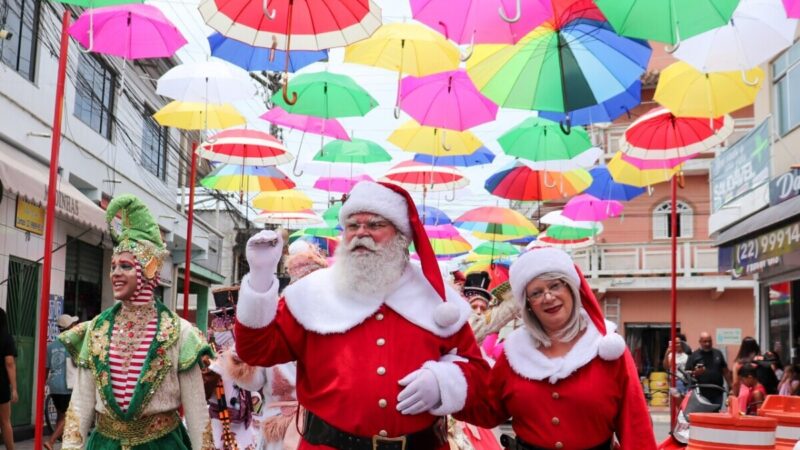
[388,120,482,156]
[153,101,246,130]
[344,23,459,117]
[607,152,680,188]
[654,62,763,118]
[251,189,313,212]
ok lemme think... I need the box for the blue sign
[711,118,771,213]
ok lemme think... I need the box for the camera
[0,29,12,41]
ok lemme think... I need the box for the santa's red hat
[339,181,460,327]
[508,247,626,360]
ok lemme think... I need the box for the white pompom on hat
[510,247,625,360]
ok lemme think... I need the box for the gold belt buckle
[372,435,407,450]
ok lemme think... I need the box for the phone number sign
[733,219,800,274]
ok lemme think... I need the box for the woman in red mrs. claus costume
[457,248,655,450]
[234,181,490,450]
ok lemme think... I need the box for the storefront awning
[0,144,106,232]
[715,195,800,246]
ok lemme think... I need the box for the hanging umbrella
[563,194,623,221]
[784,0,800,17]
[418,206,452,226]
[654,62,763,118]
[381,161,469,193]
[321,202,343,227]
[270,71,378,118]
[454,206,539,241]
[200,164,295,193]
[673,0,797,74]
[389,120,483,156]
[413,229,472,258]
[207,32,328,72]
[253,209,325,227]
[473,241,520,257]
[198,0,382,104]
[485,162,592,201]
[546,223,603,240]
[156,58,255,104]
[295,226,342,239]
[524,147,602,172]
[56,0,141,4]
[530,233,595,250]
[584,166,646,201]
[314,175,374,194]
[413,146,495,167]
[344,23,460,116]
[539,80,642,126]
[399,69,498,130]
[411,0,551,47]
[302,162,367,178]
[196,128,292,166]
[619,152,694,171]
[594,0,739,46]
[251,189,313,212]
[314,139,392,164]
[620,107,734,161]
[153,101,246,130]
[69,4,186,58]
[467,6,651,129]
[498,117,592,162]
[607,151,679,188]
[541,209,599,229]
[260,107,350,140]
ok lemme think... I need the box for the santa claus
[234,181,490,450]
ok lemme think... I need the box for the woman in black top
[0,308,17,450]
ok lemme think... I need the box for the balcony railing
[571,241,720,278]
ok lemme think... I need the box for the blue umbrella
[506,235,537,246]
[413,146,496,167]
[539,81,642,126]
[207,33,328,72]
[584,166,645,201]
[417,206,451,226]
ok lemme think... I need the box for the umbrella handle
[292,138,304,176]
[664,26,681,53]
[741,69,759,87]
[393,105,401,119]
[559,116,572,135]
[269,35,277,62]
[499,0,521,23]
[441,129,452,152]
[262,0,277,20]
[460,32,475,62]
[282,81,298,105]
[79,10,95,53]
[543,170,557,188]
[445,188,455,202]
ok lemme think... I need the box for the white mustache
[347,236,379,251]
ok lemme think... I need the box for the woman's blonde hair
[521,272,587,348]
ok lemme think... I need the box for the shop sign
[732,218,800,274]
[711,118,771,213]
[770,170,800,205]
[15,197,44,235]
[716,328,742,345]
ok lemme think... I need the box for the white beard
[332,234,410,299]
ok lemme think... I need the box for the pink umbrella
[620,152,694,170]
[69,5,187,59]
[260,106,351,176]
[563,194,623,221]
[411,0,551,53]
[425,224,462,239]
[783,0,800,17]
[400,69,498,131]
[314,174,374,193]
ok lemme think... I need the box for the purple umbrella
[400,69,498,131]
[314,175,374,194]
[563,194,623,221]
[69,4,186,59]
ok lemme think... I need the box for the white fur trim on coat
[339,182,412,237]
[235,273,279,329]
[504,312,621,384]
[510,248,580,307]
[423,359,468,416]
[282,264,471,337]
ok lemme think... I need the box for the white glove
[396,368,441,415]
[246,230,283,292]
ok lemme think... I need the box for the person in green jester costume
[59,194,215,450]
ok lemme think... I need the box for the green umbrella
[546,224,602,240]
[291,227,341,239]
[323,202,342,227]
[594,0,740,46]
[498,118,592,162]
[314,139,392,164]
[473,241,520,257]
[271,72,378,119]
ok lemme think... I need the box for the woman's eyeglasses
[526,279,567,302]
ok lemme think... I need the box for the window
[652,200,693,239]
[74,53,115,138]
[142,106,168,179]
[774,41,800,136]
[0,0,40,81]
[63,237,103,322]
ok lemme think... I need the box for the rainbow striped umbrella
[454,206,539,241]
[412,229,472,258]
[200,164,295,193]
[251,189,312,212]
[485,162,592,201]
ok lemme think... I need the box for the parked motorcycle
[657,369,727,449]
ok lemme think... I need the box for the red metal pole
[34,10,71,449]
[183,143,198,319]
[670,175,678,429]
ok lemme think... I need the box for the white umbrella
[253,210,326,228]
[156,57,256,103]
[523,147,603,172]
[673,0,797,79]
[302,161,368,178]
[540,210,600,230]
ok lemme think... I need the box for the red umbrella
[197,128,292,166]
[198,0,382,103]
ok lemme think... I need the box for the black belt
[303,410,447,450]
[501,434,612,450]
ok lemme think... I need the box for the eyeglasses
[526,280,567,302]
[344,220,390,233]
